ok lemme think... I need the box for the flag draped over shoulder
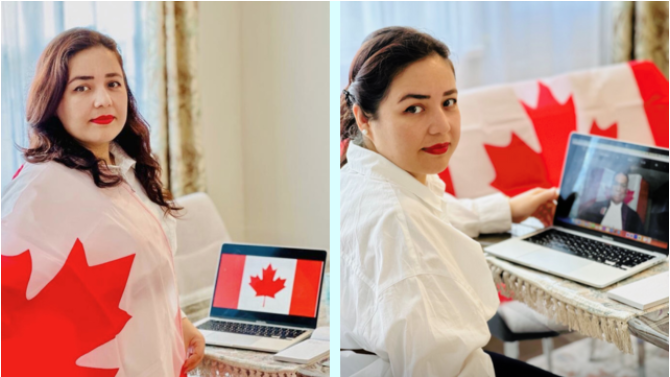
[441,61,669,198]
[2,162,186,377]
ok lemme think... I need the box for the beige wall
[199,2,246,243]
[198,2,330,251]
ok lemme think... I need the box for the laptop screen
[210,244,326,328]
[555,133,669,254]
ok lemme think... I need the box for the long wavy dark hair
[23,28,181,216]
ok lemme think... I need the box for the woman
[2,28,203,376]
[340,27,560,377]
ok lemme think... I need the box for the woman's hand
[509,188,558,227]
[181,317,205,374]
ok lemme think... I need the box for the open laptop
[486,133,668,288]
[195,243,327,353]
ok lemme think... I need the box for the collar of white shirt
[108,143,137,176]
[608,201,623,211]
[346,143,446,213]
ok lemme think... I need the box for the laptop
[195,243,327,353]
[486,133,668,288]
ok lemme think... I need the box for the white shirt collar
[609,200,623,209]
[346,143,446,212]
[108,143,137,175]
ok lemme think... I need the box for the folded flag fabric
[2,162,186,377]
[442,61,669,198]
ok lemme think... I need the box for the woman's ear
[352,104,372,141]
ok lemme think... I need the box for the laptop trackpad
[253,338,291,349]
[206,332,257,346]
[521,249,591,274]
[572,263,625,287]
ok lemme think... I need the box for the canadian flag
[213,255,323,318]
[3,162,185,377]
[441,61,669,198]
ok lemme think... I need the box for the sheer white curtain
[1,1,147,192]
[341,1,616,90]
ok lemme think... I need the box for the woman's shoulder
[340,169,406,228]
[341,169,443,239]
[3,162,55,200]
[2,161,97,218]
[9,160,92,189]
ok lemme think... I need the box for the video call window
[557,136,669,250]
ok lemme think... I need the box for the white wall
[198,2,330,252]
[199,2,246,242]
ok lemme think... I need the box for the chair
[174,192,231,320]
[487,311,561,372]
[488,299,570,373]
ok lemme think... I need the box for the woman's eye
[108,81,122,88]
[443,98,457,107]
[74,86,89,93]
[404,105,424,114]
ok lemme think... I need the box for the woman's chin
[422,156,451,175]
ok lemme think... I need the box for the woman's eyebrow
[68,72,122,84]
[398,93,429,103]
[398,89,458,103]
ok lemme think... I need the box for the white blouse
[110,144,186,319]
[109,143,178,255]
[341,144,511,377]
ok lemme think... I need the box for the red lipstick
[422,142,450,155]
[91,115,115,125]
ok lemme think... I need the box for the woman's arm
[444,188,557,238]
[444,192,512,237]
[372,274,496,377]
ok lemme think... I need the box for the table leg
[542,337,553,372]
[503,341,520,359]
[637,337,646,377]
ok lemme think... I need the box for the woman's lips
[91,115,115,125]
[422,142,450,155]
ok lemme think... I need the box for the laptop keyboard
[197,320,306,339]
[524,229,655,270]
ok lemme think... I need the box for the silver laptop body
[486,133,668,288]
[194,243,327,353]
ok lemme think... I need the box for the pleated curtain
[613,1,669,78]
[144,1,206,197]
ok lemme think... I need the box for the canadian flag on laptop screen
[212,254,323,317]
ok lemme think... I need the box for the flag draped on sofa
[441,61,668,198]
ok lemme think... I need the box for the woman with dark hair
[2,28,203,376]
[340,27,560,376]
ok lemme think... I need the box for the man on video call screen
[578,171,644,234]
[556,136,669,249]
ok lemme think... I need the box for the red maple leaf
[438,167,456,196]
[485,133,552,197]
[249,264,286,307]
[2,239,135,376]
[589,120,618,139]
[484,82,576,195]
[630,61,669,148]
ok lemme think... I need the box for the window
[341,2,615,90]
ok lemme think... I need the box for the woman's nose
[429,111,451,135]
[93,88,112,108]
